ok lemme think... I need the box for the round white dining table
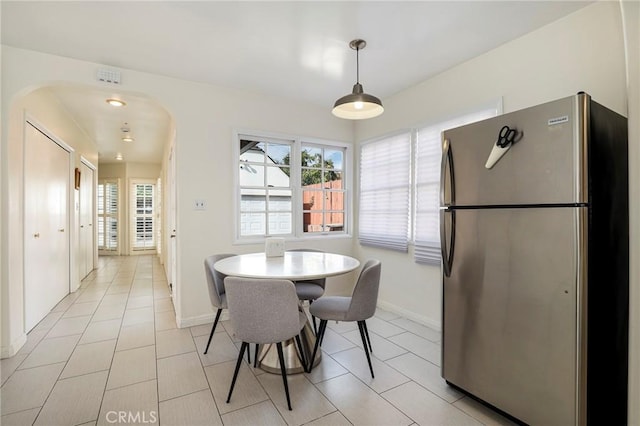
[214,251,360,374]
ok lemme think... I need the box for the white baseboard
[377,301,441,332]
[176,310,230,329]
[1,333,27,359]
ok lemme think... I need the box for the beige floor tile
[122,307,154,327]
[127,295,154,309]
[326,320,358,334]
[61,339,116,379]
[116,322,156,351]
[158,389,222,426]
[315,373,412,426]
[107,345,157,390]
[79,319,122,344]
[331,347,410,393]
[46,315,91,338]
[1,407,41,426]
[152,297,173,313]
[155,310,178,331]
[305,411,351,425]
[365,317,406,338]
[220,400,286,426]
[32,310,64,331]
[34,371,108,426]
[382,381,483,426]
[154,286,171,299]
[190,322,217,338]
[258,372,336,425]
[156,327,196,359]
[130,288,153,298]
[19,334,81,369]
[319,328,356,354]
[374,308,402,322]
[453,396,519,426]
[51,292,82,313]
[389,317,441,342]
[304,352,349,384]
[342,328,408,361]
[75,289,107,303]
[388,332,441,366]
[92,302,126,322]
[105,284,131,295]
[193,332,240,366]
[101,293,129,306]
[97,380,159,426]
[62,301,100,318]
[157,352,208,401]
[15,329,48,356]
[0,362,65,415]
[386,353,463,403]
[204,360,268,414]
[1,353,27,386]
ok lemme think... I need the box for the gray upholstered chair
[203,254,236,355]
[224,277,307,411]
[287,248,326,333]
[306,259,381,378]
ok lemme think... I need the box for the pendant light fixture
[332,39,384,120]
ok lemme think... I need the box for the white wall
[354,1,628,330]
[620,0,640,423]
[1,86,99,356]
[1,45,355,354]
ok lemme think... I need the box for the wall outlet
[194,199,206,210]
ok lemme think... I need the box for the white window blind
[414,108,498,264]
[131,182,156,251]
[359,132,411,251]
[98,179,118,251]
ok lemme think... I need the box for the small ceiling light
[121,123,134,142]
[106,98,126,107]
[115,153,124,161]
[332,39,384,120]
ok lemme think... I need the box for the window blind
[359,132,411,251]
[414,108,498,264]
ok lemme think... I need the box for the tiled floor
[1,255,515,426]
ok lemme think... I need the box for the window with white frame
[358,101,500,261]
[131,181,156,251]
[414,107,499,264]
[236,132,348,240]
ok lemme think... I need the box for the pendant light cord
[355,46,360,84]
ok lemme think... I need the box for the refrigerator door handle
[440,138,455,207]
[440,208,456,277]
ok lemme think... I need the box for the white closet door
[79,162,94,278]
[24,123,70,332]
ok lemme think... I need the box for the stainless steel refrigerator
[440,93,628,425]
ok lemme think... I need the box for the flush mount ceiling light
[115,153,124,161]
[121,123,134,142]
[106,98,126,107]
[332,39,383,120]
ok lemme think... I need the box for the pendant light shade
[332,39,383,120]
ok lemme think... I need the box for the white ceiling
[2,1,592,164]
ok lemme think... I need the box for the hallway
[1,255,512,425]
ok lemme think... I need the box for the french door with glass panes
[131,180,156,253]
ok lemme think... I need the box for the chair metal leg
[307,319,327,373]
[295,334,306,367]
[253,344,259,368]
[276,342,292,410]
[363,320,373,353]
[358,321,375,378]
[204,308,223,354]
[226,342,248,403]
[309,300,317,335]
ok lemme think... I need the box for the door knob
[59,228,65,232]
[33,233,40,238]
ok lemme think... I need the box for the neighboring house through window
[236,132,349,241]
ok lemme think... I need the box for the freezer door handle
[440,138,455,207]
[440,208,455,277]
